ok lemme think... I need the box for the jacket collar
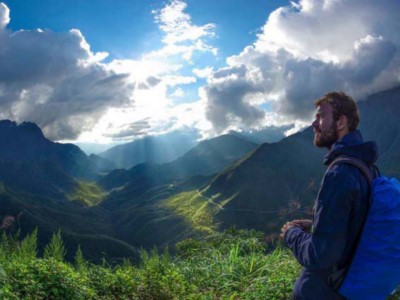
[323,130,378,166]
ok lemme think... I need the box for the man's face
[312,103,339,148]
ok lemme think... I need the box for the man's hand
[280,221,296,239]
[291,219,313,233]
[280,219,313,240]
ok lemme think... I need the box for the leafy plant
[44,229,66,262]
[6,228,391,299]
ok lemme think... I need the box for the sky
[0,0,399,145]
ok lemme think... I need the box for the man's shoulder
[323,162,363,188]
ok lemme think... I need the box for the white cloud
[152,0,217,61]
[154,0,215,45]
[193,67,213,78]
[171,87,184,97]
[0,5,135,140]
[203,0,400,134]
[0,2,9,29]
[0,1,218,142]
[163,75,196,87]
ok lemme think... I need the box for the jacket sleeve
[284,165,358,271]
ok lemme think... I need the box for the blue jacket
[284,130,378,299]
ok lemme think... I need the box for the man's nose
[312,119,317,128]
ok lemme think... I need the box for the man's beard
[314,123,339,148]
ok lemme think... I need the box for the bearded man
[280,92,378,299]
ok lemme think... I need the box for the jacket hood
[323,130,378,166]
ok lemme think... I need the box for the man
[280,92,378,299]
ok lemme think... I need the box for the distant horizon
[0,117,291,155]
[0,0,399,145]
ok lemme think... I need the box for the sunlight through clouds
[0,0,218,142]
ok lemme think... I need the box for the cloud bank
[0,0,217,141]
[2,0,398,141]
[0,4,137,140]
[203,0,400,133]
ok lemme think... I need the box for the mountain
[158,134,259,179]
[98,134,259,197]
[98,131,200,169]
[0,120,141,261]
[0,183,139,263]
[358,86,400,178]
[201,86,400,233]
[202,127,324,232]
[89,154,118,173]
[229,125,292,144]
[0,120,100,180]
[96,134,259,247]
[0,123,259,257]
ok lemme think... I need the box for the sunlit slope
[161,190,220,234]
[101,176,213,248]
[69,181,106,206]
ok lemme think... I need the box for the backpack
[328,155,400,300]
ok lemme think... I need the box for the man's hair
[315,91,360,131]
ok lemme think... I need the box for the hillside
[358,86,400,177]
[99,133,259,205]
[0,120,104,180]
[158,133,259,179]
[0,184,139,263]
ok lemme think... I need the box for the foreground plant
[4,228,396,299]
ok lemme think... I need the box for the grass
[0,228,302,299]
[0,228,399,299]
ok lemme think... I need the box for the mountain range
[98,131,200,169]
[0,86,399,261]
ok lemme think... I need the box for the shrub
[44,230,67,262]
[5,258,94,299]
[0,228,306,299]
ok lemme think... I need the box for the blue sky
[0,0,399,145]
[3,0,284,60]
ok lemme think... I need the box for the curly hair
[315,91,360,131]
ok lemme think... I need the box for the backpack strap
[329,155,375,186]
[326,155,377,290]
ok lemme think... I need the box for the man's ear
[336,115,348,131]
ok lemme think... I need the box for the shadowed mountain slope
[0,120,102,180]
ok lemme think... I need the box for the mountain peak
[19,121,45,139]
[0,119,45,140]
[0,119,17,128]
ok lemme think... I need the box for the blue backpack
[329,156,400,300]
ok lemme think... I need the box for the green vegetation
[69,181,105,206]
[1,227,399,299]
[0,228,307,299]
[161,190,220,234]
